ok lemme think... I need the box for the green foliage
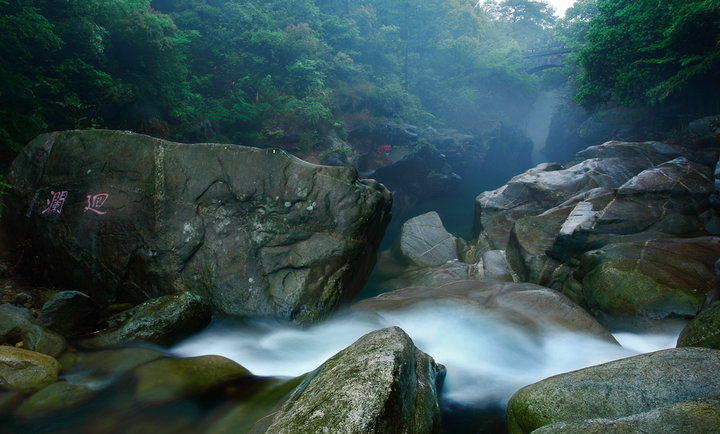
[1,0,556,155]
[575,0,720,109]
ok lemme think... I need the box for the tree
[575,0,720,111]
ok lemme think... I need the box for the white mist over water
[525,89,561,166]
[172,304,680,407]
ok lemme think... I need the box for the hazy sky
[547,0,575,17]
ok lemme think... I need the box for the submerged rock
[264,327,444,434]
[5,130,391,323]
[14,381,95,418]
[133,355,251,404]
[506,347,720,434]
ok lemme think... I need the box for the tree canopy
[575,0,720,111]
[0,0,557,154]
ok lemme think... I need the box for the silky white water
[172,303,682,408]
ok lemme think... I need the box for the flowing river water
[172,305,683,432]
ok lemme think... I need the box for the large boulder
[352,280,615,342]
[263,327,444,434]
[473,156,651,250]
[399,211,458,267]
[531,396,720,433]
[4,130,392,323]
[579,237,720,321]
[506,347,720,434]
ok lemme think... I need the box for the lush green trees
[575,0,720,111]
[1,0,557,155]
[481,0,557,49]
[0,0,192,150]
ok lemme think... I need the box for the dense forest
[1,0,719,161]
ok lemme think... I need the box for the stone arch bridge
[523,46,578,73]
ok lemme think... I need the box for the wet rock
[5,130,392,324]
[677,301,720,349]
[0,389,24,414]
[0,346,61,392]
[532,396,720,433]
[264,327,444,434]
[349,122,420,155]
[506,205,569,284]
[617,157,714,197]
[473,156,649,250]
[506,347,720,434]
[711,156,720,210]
[39,290,99,337]
[569,140,687,166]
[133,355,251,404]
[480,250,514,282]
[374,261,481,294]
[353,280,615,342]
[427,129,485,173]
[580,237,720,321]
[14,381,95,418]
[399,212,458,267]
[77,291,211,348]
[0,304,66,357]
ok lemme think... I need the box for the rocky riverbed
[1,127,719,432]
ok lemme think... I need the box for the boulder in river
[263,326,445,434]
[0,346,61,392]
[506,347,720,434]
[473,156,651,250]
[531,396,720,433]
[77,291,211,348]
[579,237,720,321]
[399,211,458,267]
[677,300,720,349]
[4,130,392,324]
[353,280,615,342]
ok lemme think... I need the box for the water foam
[171,304,680,407]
